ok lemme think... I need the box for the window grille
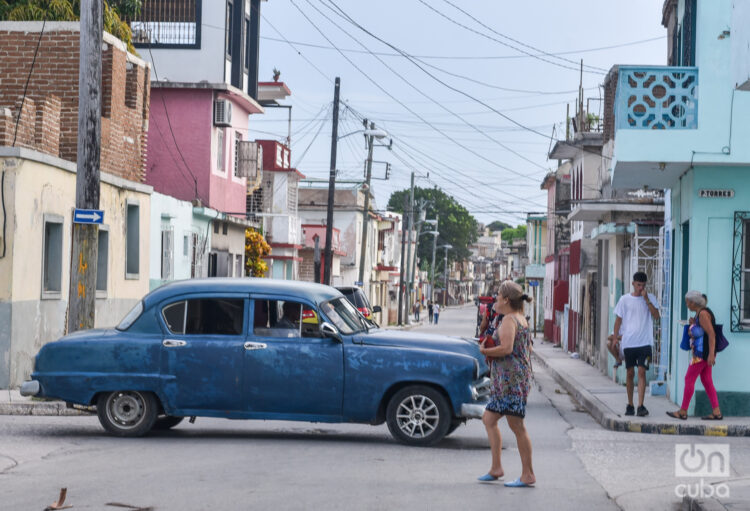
[130,0,201,48]
[730,212,750,331]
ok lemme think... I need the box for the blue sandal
[504,478,534,488]
[477,473,501,482]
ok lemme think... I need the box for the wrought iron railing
[129,0,201,48]
[615,66,698,130]
[730,211,750,331]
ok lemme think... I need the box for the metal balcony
[615,66,698,130]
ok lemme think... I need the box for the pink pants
[681,360,719,410]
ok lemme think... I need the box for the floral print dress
[486,316,532,418]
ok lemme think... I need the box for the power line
[260,14,332,83]
[258,34,665,61]
[439,0,608,72]
[292,0,548,190]
[314,0,548,174]
[417,0,605,75]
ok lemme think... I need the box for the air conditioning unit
[237,141,262,180]
[213,99,233,126]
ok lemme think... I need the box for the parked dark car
[21,279,490,446]
[336,286,381,320]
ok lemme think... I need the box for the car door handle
[244,342,267,350]
[163,339,187,347]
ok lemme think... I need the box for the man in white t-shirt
[612,272,660,417]
[433,303,440,325]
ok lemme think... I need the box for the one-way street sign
[73,208,104,224]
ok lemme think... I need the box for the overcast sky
[251,0,666,226]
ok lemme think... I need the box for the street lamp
[357,122,390,287]
[439,243,453,307]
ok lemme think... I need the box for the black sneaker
[625,404,635,416]
[637,405,649,417]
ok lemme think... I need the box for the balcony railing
[615,66,698,130]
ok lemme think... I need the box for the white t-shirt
[614,293,657,349]
[433,304,440,314]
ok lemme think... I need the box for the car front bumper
[460,376,491,418]
[20,380,40,397]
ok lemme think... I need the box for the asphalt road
[1,305,746,510]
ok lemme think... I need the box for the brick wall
[0,22,150,183]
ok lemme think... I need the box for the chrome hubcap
[395,395,439,438]
[106,391,145,429]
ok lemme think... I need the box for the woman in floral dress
[477,280,535,488]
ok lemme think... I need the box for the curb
[531,351,750,438]
[682,495,727,511]
[0,400,87,416]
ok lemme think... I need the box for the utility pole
[403,171,415,320]
[397,194,408,325]
[323,77,340,286]
[431,214,439,302]
[443,245,449,307]
[408,198,426,310]
[357,120,375,287]
[313,234,321,284]
[67,0,102,333]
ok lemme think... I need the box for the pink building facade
[145,82,263,217]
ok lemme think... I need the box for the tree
[486,220,511,233]
[0,0,140,53]
[501,225,527,244]
[245,228,270,277]
[387,186,479,267]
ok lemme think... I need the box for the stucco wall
[146,88,212,204]
[140,4,226,83]
[0,151,151,387]
[667,166,750,403]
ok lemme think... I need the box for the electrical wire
[438,0,608,72]
[258,34,666,61]
[417,0,604,75]
[314,0,548,175]
[260,14,333,83]
[291,0,548,194]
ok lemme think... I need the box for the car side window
[253,299,321,338]
[162,298,244,336]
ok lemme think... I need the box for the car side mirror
[372,305,382,313]
[320,321,342,342]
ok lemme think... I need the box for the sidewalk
[0,389,86,416]
[532,338,750,437]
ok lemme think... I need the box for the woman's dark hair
[499,281,533,311]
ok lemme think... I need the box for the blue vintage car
[21,279,490,446]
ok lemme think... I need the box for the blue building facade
[610,0,750,415]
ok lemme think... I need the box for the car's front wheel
[97,391,158,437]
[386,385,452,446]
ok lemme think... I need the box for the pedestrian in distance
[414,301,420,322]
[433,303,440,324]
[427,301,434,324]
[612,271,660,417]
[478,281,535,488]
[667,291,723,420]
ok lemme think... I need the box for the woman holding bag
[477,281,535,487]
[667,291,723,420]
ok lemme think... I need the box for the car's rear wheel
[445,418,463,436]
[386,385,452,446]
[153,416,184,430]
[97,391,158,437]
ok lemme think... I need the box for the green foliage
[501,225,527,244]
[0,0,140,53]
[486,220,511,233]
[387,186,479,264]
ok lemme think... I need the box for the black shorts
[623,345,652,369]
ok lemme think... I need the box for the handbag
[681,314,730,353]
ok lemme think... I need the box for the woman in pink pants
[667,291,723,420]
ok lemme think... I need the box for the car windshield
[116,301,144,331]
[320,297,368,334]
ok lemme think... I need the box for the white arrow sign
[73,209,104,224]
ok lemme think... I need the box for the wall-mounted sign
[698,189,734,198]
